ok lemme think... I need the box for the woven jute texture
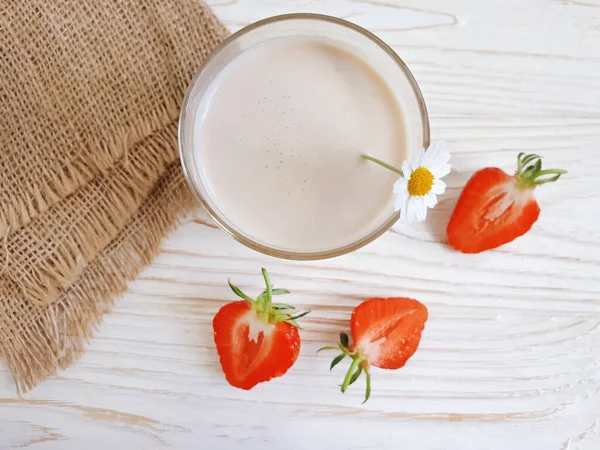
[0,1,227,393]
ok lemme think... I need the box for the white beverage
[193,37,408,252]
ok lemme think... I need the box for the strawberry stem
[363,371,371,404]
[361,154,403,176]
[271,288,290,295]
[228,269,309,327]
[349,367,362,385]
[261,267,272,320]
[340,332,349,347]
[317,346,341,353]
[228,279,255,304]
[515,153,567,189]
[330,353,346,370]
[322,334,372,402]
[288,310,311,321]
[341,357,362,393]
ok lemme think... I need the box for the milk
[193,37,408,252]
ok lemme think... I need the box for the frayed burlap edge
[0,99,182,240]
[0,163,195,394]
[1,120,179,305]
[0,0,228,239]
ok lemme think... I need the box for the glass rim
[179,13,430,261]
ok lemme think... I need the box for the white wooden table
[2,0,600,448]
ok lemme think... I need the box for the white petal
[419,202,428,221]
[410,148,425,168]
[432,179,446,195]
[403,195,417,222]
[406,196,418,222]
[411,196,427,222]
[420,149,433,167]
[394,199,402,213]
[401,161,412,179]
[420,154,432,168]
[430,140,445,154]
[440,144,451,163]
[393,189,409,212]
[393,177,408,194]
[424,191,438,208]
[426,142,450,168]
[430,163,451,179]
[422,140,443,166]
[402,201,413,222]
[399,196,409,221]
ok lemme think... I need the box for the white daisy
[362,140,451,223]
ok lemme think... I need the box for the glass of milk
[179,13,429,260]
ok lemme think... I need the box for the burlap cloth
[1,1,228,393]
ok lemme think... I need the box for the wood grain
[2,0,600,448]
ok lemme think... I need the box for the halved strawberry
[213,269,309,390]
[320,297,428,403]
[447,153,566,253]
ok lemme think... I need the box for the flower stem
[361,154,403,176]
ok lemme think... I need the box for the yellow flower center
[407,167,434,196]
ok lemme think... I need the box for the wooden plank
[2,0,600,448]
